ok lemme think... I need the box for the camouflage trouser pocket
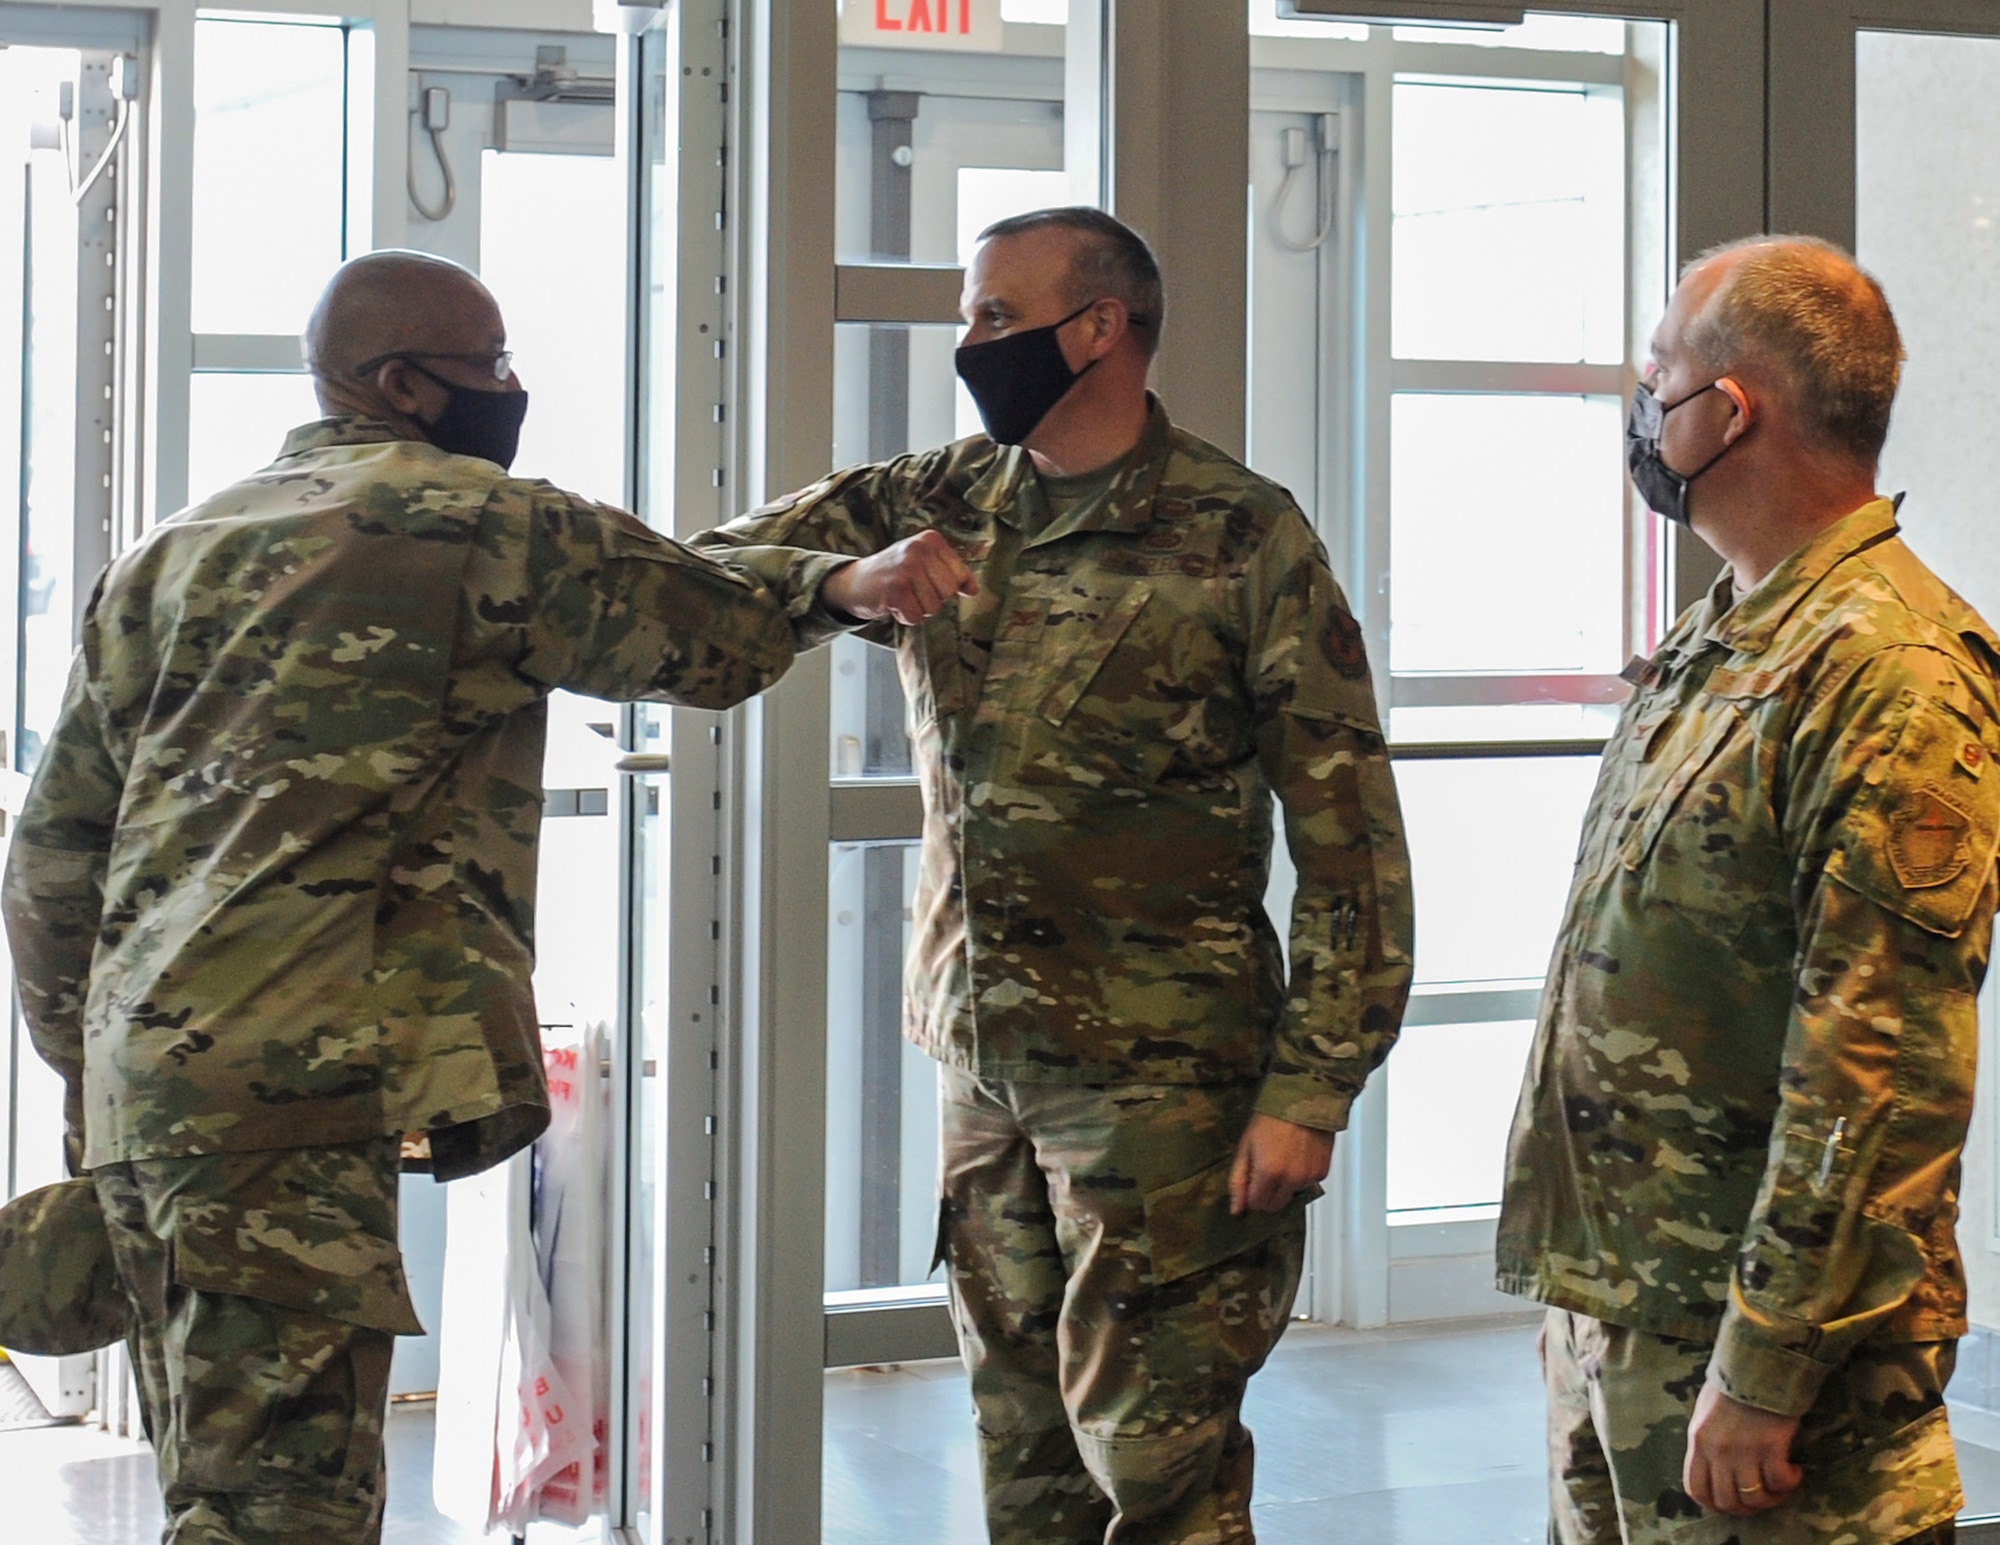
[174,1293,393,1502]
[1142,1153,1318,1284]
[157,1140,422,1335]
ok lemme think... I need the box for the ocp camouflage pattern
[96,1137,410,1541]
[1499,500,2000,1417]
[3,418,794,1179]
[1544,1307,1961,1543]
[696,400,1414,1130]
[939,1072,1306,1542]
[0,1176,126,1355]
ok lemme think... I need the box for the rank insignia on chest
[1958,740,1987,778]
[1619,654,1661,689]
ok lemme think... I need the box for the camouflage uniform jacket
[3,419,793,1180]
[696,402,1413,1131]
[1497,498,2000,1417]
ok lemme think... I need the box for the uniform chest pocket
[986,580,1177,789]
[1033,582,1153,724]
[973,579,1153,728]
[1617,710,1746,874]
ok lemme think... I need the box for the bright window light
[186,372,324,504]
[478,150,626,506]
[1392,80,1626,365]
[1389,392,1624,677]
[191,18,346,334]
[1387,1019,1537,1214]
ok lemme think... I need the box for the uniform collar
[1705,497,1902,657]
[277,416,411,459]
[962,395,1173,541]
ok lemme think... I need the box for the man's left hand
[1229,1114,1334,1215]
[1683,1378,1803,1516]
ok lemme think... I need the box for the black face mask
[1625,380,1737,527]
[404,359,530,471]
[955,300,1100,446]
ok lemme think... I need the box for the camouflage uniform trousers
[1544,1308,1961,1545]
[937,1068,1310,1544]
[92,1136,422,1545]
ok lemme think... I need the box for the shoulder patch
[1320,608,1371,681]
[1886,786,1974,890]
[1827,690,2000,935]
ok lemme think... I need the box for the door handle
[614,753,672,774]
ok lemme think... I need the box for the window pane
[1390,392,1624,676]
[192,19,345,334]
[835,61,1068,269]
[1392,81,1624,364]
[1389,703,1622,746]
[1394,754,1597,986]
[187,373,324,507]
[825,842,937,1294]
[957,164,1070,264]
[1387,1019,1535,1214]
[479,150,626,506]
[1393,14,1625,54]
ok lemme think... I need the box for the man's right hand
[821,531,977,626]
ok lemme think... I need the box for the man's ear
[1088,297,1127,361]
[1716,376,1755,444]
[376,359,428,418]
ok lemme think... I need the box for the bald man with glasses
[0,249,793,1545]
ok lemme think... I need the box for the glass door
[1245,1,1771,1327]
[1765,4,2000,1527]
[822,7,1074,1371]
[0,32,136,1206]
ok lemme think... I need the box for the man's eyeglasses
[353,350,514,383]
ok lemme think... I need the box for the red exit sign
[840,0,1006,51]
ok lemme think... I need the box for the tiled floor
[823,1318,2000,1545]
[0,1404,582,1545]
[12,1320,2000,1543]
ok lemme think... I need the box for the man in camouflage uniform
[1498,236,2000,1545]
[696,207,1413,1542]
[1,249,794,1544]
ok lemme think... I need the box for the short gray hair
[1682,235,1903,463]
[977,206,1166,358]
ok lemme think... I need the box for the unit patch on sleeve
[1887,785,1974,890]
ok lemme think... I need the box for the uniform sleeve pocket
[1143,1152,1319,1285]
[1036,583,1152,725]
[1826,693,2000,937]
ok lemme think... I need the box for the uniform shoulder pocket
[1826,691,2000,937]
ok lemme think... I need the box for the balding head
[1678,236,1903,464]
[304,250,509,423]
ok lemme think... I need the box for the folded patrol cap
[0,1178,128,1356]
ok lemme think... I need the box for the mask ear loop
[1682,377,1752,482]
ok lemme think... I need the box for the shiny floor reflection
[0,1403,583,1545]
[824,1319,2000,1545]
[12,1322,2000,1543]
